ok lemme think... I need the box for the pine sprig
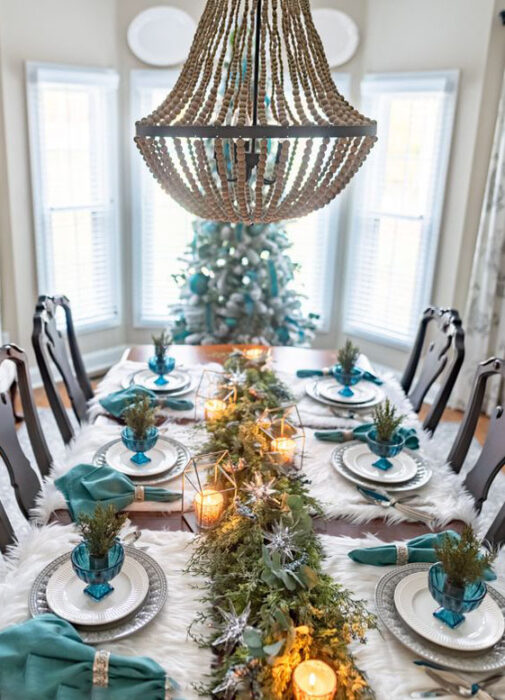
[77,504,127,557]
[337,340,360,374]
[123,396,156,439]
[152,329,171,358]
[434,525,496,588]
[372,398,404,442]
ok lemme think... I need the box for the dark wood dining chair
[401,307,465,434]
[445,357,505,514]
[484,502,505,550]
[32,295,92,444]
[0,344,52,530]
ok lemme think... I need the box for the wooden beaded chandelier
[134,0,377,224]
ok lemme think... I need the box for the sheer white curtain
[452,71,505,414]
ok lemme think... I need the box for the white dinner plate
[127,6,196,66]
[394,571,505,652]
[317,378,377,405]
[125,369,190,393]
[103,436,179,477]
[46,556,149,627]
[305,380,385,411]
[342,442,419,484]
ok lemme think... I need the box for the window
[344,71,458,348]
[26,63,120,332]
[131,69,194,327]
[286,74,350,331]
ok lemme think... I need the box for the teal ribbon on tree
[205,303,213,332]
[235,223,243,241]
[244,294,254,315]
[268,260,279,297]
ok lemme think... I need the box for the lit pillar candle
[293,660,337,700]
[244,347,264,360]
[271,436,297,463]
[194,489,224,529]
[204,398,227,421]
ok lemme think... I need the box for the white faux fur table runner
[2,525,505,700]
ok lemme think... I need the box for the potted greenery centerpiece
[333,340,362,397]
[71,504,127,600]
[121,396,158,465]
[148,330,175,385]
[366,399,405,470]
[429,526,495,628]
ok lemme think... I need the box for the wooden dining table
[68,343,459,541]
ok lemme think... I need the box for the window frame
[343,70,459,350]
[26,61,121,334]
[131,68,187,329]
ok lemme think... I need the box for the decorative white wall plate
[311,8,360,67]
[127,6,196,67]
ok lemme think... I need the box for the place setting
[326,400,434,523]
[121,332,194,398]
[300,341,386,424]
[29,506,167,645]
[374,527,505,685]
[93,394,191,486]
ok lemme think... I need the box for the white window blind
[26,63,120,332]
[131,70,194,327]
[286,74,350,331]
[344,71,458,348]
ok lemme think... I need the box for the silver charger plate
[375,563,505,672]
[331,442,432,492]
[29,546,167,645]
[317,377,378,405]
[305,379,385,410]
[121,369,192,395]
[93,435,190,485]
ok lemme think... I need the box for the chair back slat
[32,296,89,443]
[0,387,41,519]
[402,307,465,434]
[462,405,505,513]
[484,501,505,551]
[56,295,93,401]
[0,498,15,554]
[447,357,505,473]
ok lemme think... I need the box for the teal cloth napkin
[296,365,383,385]
[348,530,497,580]
[55,463,181,521]
[315,424,419,450]
[99,386,193,418]
[0,614,179,700]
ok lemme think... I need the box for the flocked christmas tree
[170,220,318,346]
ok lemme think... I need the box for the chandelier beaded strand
[135,0,377,224]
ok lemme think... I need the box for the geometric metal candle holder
[195,369,237,422]
[181,450,237,532]
[256,404,305,469]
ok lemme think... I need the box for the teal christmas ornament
[189,272,210,295]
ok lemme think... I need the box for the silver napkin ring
[395,543,409,566]
[92,650,110,687]
[134,485,145,501]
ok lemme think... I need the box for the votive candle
[204,398,227,421]
[244,347,264,360]
[271,436,297,463]
[194,489,224,529]
[293,660,337,700]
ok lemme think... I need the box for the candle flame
[309,672,316,689]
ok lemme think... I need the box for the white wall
[0,0,503,369]
[0,0,124,362]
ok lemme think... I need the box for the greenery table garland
[187,351,375,699]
